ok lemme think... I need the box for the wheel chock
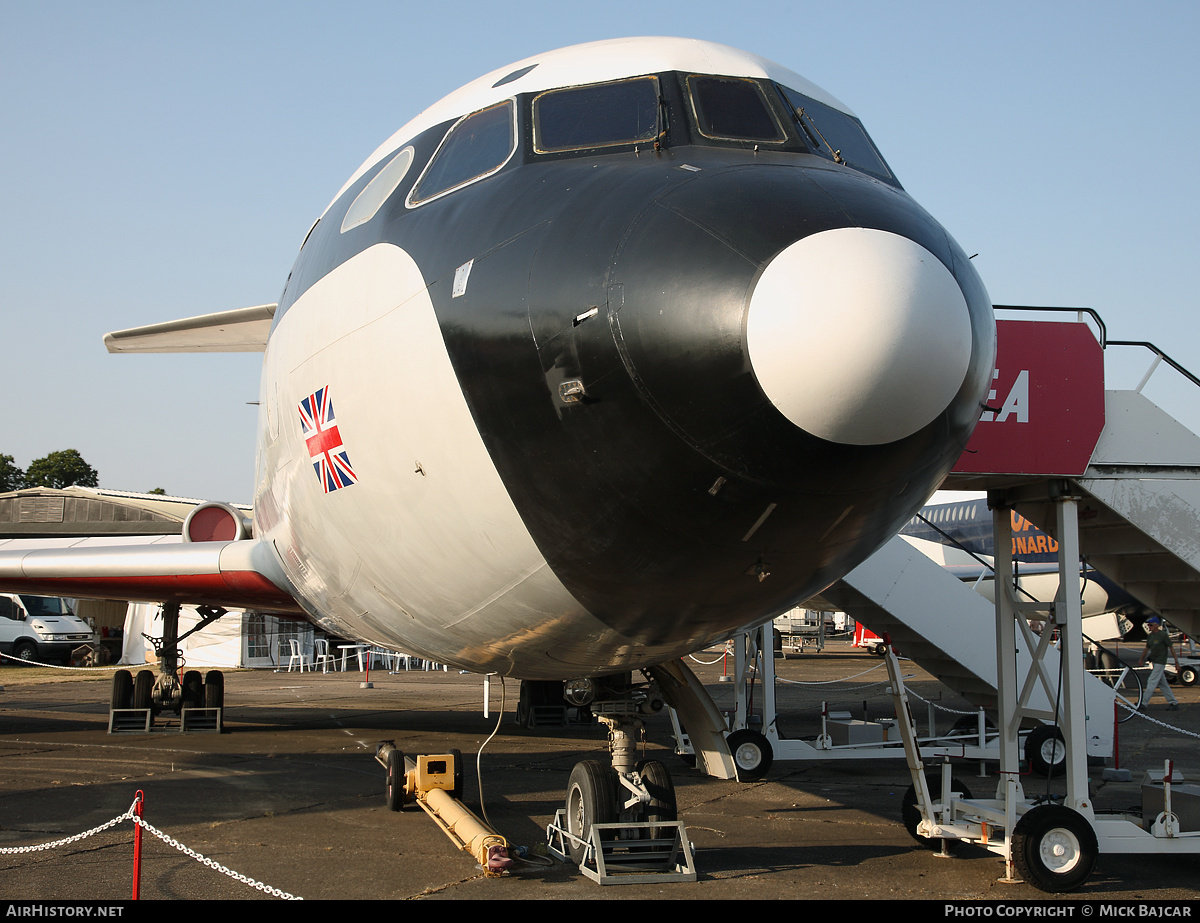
[546,810,698,885]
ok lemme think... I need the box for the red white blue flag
[298,387,358,493]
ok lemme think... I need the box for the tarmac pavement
[1,642,1199,902]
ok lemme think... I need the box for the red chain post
[132,790,144,900]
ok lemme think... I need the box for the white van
[0,594,96,665]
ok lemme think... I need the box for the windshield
[775,84,895,183]
[534,77,661,152]
[409,100,516,206]
[19,595,70,617]
[688,75,785,143]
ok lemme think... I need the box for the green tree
[0,454,24,492]
[147,487,166,495]
[24,449,99,489]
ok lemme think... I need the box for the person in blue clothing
[1139,616,1181,710]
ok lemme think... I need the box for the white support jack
[900,486,1200,892]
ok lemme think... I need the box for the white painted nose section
[746,227,973,446]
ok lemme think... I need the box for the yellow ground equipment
[375,742,512,875]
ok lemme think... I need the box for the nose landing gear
[548,677,696,883]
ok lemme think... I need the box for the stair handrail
[993,304,1200,395]
[993,305,1107,344]
[1104,339,1200,394]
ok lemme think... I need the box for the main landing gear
[108,602,226,732]
[547,674,697,883]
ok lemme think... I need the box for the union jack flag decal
[298,387,358,493]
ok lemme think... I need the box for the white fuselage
[255,244,617,676]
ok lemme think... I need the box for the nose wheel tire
[1012,804,1097,892]
[726,729,773,782]
[565,760,617,864]
[634,759,677,838]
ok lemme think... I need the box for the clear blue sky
[3,1,1197,502]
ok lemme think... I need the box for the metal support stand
[546,812,697,884]
[897,484,1200,892]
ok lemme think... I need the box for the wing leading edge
[0,540,303,614]
[103,304,277,353]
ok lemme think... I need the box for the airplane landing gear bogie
[108,602,227,732]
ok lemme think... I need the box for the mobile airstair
[680,309,1200,891]
[885,309,1200,891]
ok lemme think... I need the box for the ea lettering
[980,368,1029,423]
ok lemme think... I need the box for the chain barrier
[0,650,128,672]
[1116,700,1200,740]
[0,795,302,900]
[776,659,899,688]
[0,798,138,855]
[903,687,980,718]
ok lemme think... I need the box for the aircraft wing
[0,539,303,614]
[103,304,276,353]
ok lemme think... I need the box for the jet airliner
[902,497,1145,633]
[0,37,995,850]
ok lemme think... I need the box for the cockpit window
[688,76,785,143]
[342,146,414,232]
[775,84,894,182]
[409,100,516,206]
[533,77,661,152]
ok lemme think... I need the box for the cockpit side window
[533,77,661,153]
[775,84,895,183]
[408,100,516,206]
[688,76,785,143]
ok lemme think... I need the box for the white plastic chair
[369,648,394,670]
[285,638,311,672]
[313,638,337,673]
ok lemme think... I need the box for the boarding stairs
[713,310,1200,891]
[1008,387,1200,641]
[813,536,1005,706]
[814,312,1200,723]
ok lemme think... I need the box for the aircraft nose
[746,227,974,446]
